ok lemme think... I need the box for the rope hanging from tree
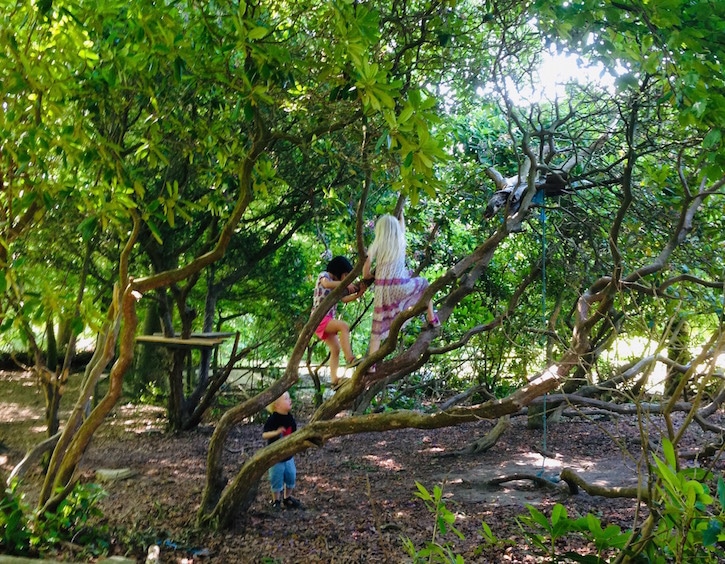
[533,190,552,478]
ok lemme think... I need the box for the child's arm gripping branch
[319,275,355,295]
[320,271,366,304]
[340,282,366,303]
[362,255,374,281]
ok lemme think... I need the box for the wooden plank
[135,335,225,348]
[148,331,235,339]
[190,331,236,338]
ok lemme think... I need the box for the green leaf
[551,503,567,525]
[78,216,98,242]
[146,218,163,244]
[703,129,721,149]
[662,438,677,469]
[71,317,84,337]
[248,26,268,40]
[480,522,495,543]
[702,519,722,547]
[525,504,551,529]
[414,481,432,501]
[173,56,185,82]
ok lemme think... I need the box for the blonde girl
[363,212,439,360]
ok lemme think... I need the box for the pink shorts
[315,313,334,340]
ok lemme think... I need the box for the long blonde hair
[368,214,406,267]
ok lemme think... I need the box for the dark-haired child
[310,255,367,387]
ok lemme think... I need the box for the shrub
[1,480,109,558]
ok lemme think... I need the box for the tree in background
[197,0,725,537]
[2,3,724,557]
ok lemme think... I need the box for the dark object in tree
[483,172,571,219]
[539,172,570,196]
[482,119,617,221]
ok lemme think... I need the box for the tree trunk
[46,317,58,371]
[447,416,510,456]
[132,299,170,395]
[45,378,62,437]
[39,283,135,509]
[167,348,188,432]
[353,379,387,414]
[183,334,243,431]
[665,317,692,399]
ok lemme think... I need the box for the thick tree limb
[443,416,510,456]
[560,468,648,500]
[487,473,566,492]
[529,394,692,415]
[202,365,566,528]
[8,432,61,484]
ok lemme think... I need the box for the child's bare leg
[427,300,435,322]
[325,335,341,383]
[366,335,381,373]
[368,334,381,357]
[325,319,355,363]
[337,322,354,363]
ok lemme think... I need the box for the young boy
[310,255,367,388]
[262,391,301,510]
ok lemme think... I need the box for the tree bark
[8,432,61,483]
[560,467,648,500]
[449,416,510,456]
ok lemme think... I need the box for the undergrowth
[1,479,109,559]
[405,440,725,563]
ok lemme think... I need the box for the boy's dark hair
[327,256,353,279]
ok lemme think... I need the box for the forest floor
[1,368,724,563]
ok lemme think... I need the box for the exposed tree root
[559,467,648,500]
[7,432,61,484]
[487,473,566,492]
[439,416,511,457]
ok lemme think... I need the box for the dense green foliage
[409,452,725,563]
[1,0,724,556]
[3,0,723,378]
[1,480,108,558]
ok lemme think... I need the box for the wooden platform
[135,335,227,348]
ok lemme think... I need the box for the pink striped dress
[371,254,429,342]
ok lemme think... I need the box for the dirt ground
[1,369,722,563]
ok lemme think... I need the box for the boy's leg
[283,458,296,490]
[282,459,301,508]
[268,463,284,506]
